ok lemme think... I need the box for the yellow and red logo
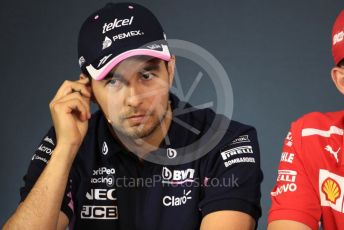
[322,177,341,204]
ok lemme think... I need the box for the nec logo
[86,189,116,201]
[162,167,195,184]
[102,16,134,34]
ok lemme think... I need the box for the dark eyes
[105,78,121,87]
[140,71,155,80]
[105,71,156,87]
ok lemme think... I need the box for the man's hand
[3,75,92,230]
[49,76,92,149]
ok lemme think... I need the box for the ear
[331,67,344,94]
[167,55,176,87]
[79,73,88,80]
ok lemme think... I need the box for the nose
[125,85,143,108]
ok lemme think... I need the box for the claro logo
[163,190,192,207]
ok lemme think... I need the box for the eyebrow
[103,59,162,81]
[103,72,124,81]
[142,62,161,71]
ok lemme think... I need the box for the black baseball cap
[77,2,171,80]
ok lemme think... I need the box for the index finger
[53,77,91,102]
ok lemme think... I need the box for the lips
[127,114,145,118]
[126,114,147,124]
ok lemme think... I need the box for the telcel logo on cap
[102,16,134,34]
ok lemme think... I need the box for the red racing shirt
[269,111,344,230]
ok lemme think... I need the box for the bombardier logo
[162,167,195,184]
[102,16,134,34]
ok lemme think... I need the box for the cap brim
[86,45,171,81]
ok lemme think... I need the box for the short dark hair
[337,58,344,67]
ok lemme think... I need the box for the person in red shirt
[268,10,344,230]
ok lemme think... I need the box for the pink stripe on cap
[87,47,171,81]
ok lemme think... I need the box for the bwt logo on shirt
[161,167,195,184]
[102,16,134,34]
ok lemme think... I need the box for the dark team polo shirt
[20,94,263,230]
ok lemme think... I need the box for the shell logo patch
[322,177,341,204]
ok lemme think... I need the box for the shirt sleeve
[268,120,321,230]
[198,125,263,223]
[19,127,75,221]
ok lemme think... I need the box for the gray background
[1,0,343,229]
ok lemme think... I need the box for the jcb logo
[81,205,118,219]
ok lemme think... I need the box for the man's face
[91,56,174,139]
